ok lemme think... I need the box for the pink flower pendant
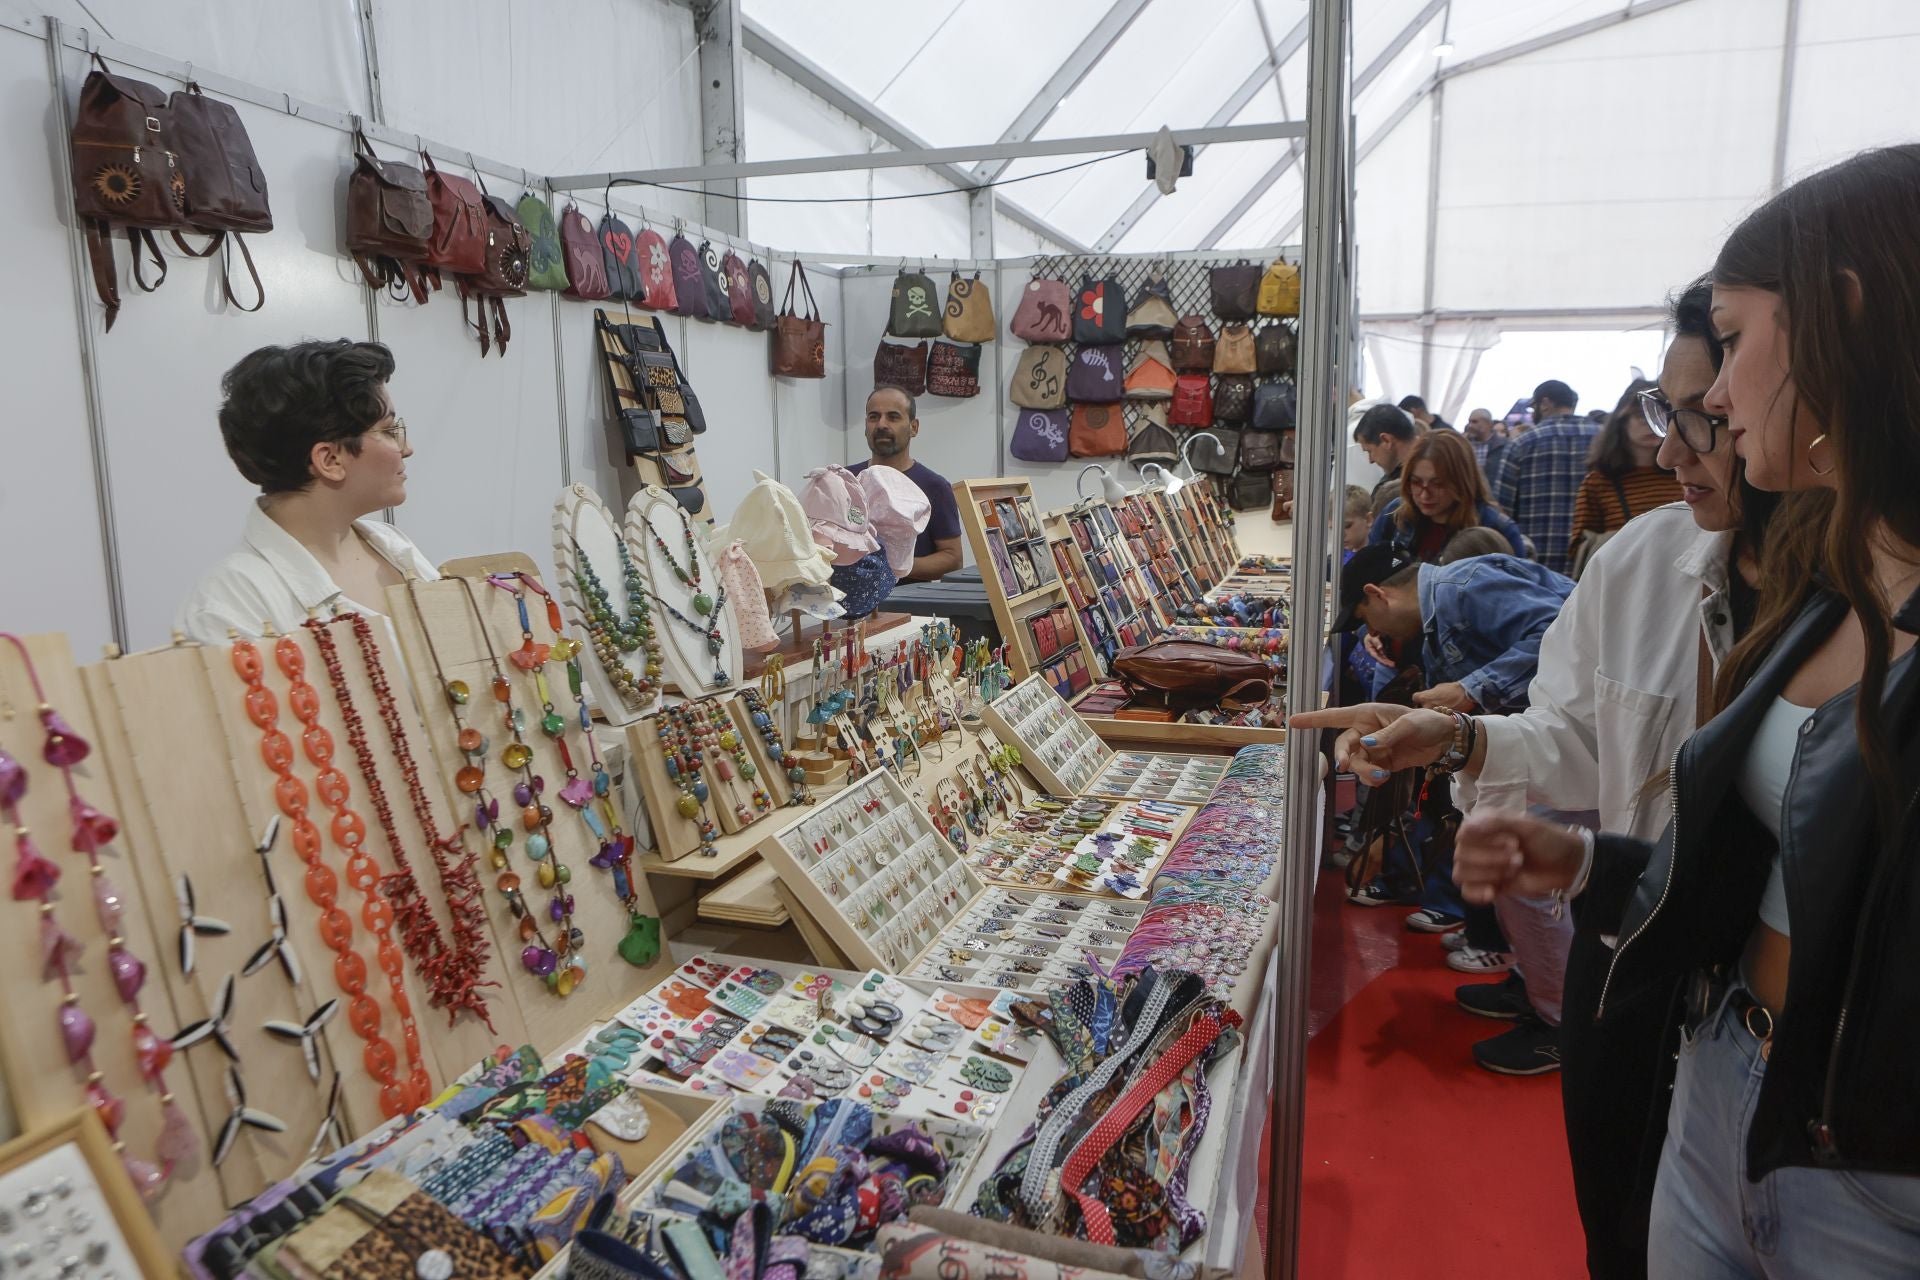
[40,710,90,767]
[107,946,146,1002]
[156,1097,198,1165]
[69,797,118,854]
[11,835,59,901]
[559,776,595,809]
[0,749,24,806]
[39,917,82,980]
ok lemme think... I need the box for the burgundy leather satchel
[1113,640,1274,709]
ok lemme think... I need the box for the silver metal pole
[1273,0,1351,1273]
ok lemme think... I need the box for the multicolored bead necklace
[569,535,661,710]
[700,697,771,823]
[741,687,808,805]
[0,634,194,1199]
[640,504,730,688]
[654,704,719,856]
[306,616,495,1029]
[456,579,586,998]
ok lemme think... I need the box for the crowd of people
[1300,145,1920,1278]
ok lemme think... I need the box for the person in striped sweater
[1566,379,1683,575]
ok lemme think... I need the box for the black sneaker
[1455,971,1531,1021]
[1472,1018,1562,1076]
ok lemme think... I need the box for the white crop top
[1737,696,1816,936]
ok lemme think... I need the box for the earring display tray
[901,890,1146,994]
[962,795,1194,898]
[981,673,1113,797]
[1086,751,1233,803]
[754,771,986,974]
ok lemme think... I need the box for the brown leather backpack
[559,205,609,300]
[166,82,271,312]
[346,129,433,303]
[1170,315,1216,372]
[419,151,487,286]
[1114,639,1273,709]
[454,186,530,356]
[70,55,188,330]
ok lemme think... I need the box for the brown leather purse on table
[1113,640,1274,710]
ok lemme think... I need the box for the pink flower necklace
[0,633,196,1200]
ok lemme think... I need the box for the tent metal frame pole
[1770,0,1801,192]
[1273,0,1351,1273]
[1418,3,1453,397]
[545,121,1305,189]
[970,0,1155,184]
[694,0,746,234]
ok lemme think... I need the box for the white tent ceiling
[740,0,1920,316]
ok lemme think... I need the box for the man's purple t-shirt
[848,459,960,560]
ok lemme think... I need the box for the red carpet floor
[1295,870,1586,1278]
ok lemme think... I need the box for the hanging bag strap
[1695,584,1715,727]
[783,260,819,320]
[1608,473,1634,525]
[220,233,266,312]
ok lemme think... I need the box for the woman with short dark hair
[176,340,435,643]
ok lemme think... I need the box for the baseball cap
[1331,543,1417,634]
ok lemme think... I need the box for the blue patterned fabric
[1490,413,1597,574]
[828,548,897,619]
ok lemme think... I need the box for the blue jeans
[1649,985,1920,1277]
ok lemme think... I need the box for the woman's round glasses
[1637,390,1724,453]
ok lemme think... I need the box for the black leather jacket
[1580,585,1920,1179]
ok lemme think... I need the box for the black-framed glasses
[1637,390,1723,453]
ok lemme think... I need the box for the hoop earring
[1806,433,1835,478]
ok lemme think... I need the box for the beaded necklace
[654,703,719,857]
[741,686,808,804]
[233,635,426,1120]
[639,501,730,689]
[456,579,586,997]
[568,535,661,711]
[310,615,496,1028]
[0,635,193,1199]
[698,697,770,824]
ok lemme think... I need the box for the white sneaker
[1446,946,1515,974]
[1441,930,1472,953]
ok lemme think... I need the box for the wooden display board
[626,694,784,863]
[0,635,228,1246]
[955,478,1099,691]
[552,484,663,727]
[384,578,678,1058]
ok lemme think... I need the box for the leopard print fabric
[328,1192,531,1279]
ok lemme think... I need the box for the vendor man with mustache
[847,386,962,582]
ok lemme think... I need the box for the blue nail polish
[1360,735,1378,746]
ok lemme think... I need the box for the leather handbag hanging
[1258,256,1302,316]
[1066,344,1124,403]
[698,241,731,319]
[1214,374,1254,424]
[1239,429,1282,471]
[1252,381,1297,431]
[771,260,827,378]
[1213,323,1257,374]
[166,82,271,312]
[925,340,982,398]
[1127,403,1179,471]
[1229,470,1275,511]
[346,128,433,305]
[1209,260,1260,320]
[1170,373,1213,427]
[1010,407,1070,463]
[669,234,710,318]
[874,339,929,397]
[1010,345,1067,409]
[71,55,190,329]
[942,272,996,343]
[888,270,944,338]
[1010,275,1072,342]
[1256,322,1296,377]
[418,151,487,284]
[515,192,568,291]
[747,259,776,331]
[1271,465,1295,518]
[598,213,645,301]
[1124,349,1177,401]
[722,250,756,326]
[637,227,675,310]
[559,205,609,300]
[1069,403,1127,458]
[1194,427,1239,475]
[454,186,530,356]
[1073,275,1127,344]
[1114,639,1273,709]
[1170,315,1216,371]
[1126,275,1178,338]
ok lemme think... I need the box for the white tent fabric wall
[1363,319,1498,424]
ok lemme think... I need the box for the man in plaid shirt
[1490,380,1594,574]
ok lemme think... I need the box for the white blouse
[175,500,438,646]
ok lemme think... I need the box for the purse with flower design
[1073,275,1127,344]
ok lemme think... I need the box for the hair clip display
[1086,751,1231,804]
[981,674,1114,796]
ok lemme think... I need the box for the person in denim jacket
[1332,544,1573,714]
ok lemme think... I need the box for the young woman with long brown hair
[1369,427,1529,563]
[1568,378,1683,574]
[1450,145,1920,1275]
